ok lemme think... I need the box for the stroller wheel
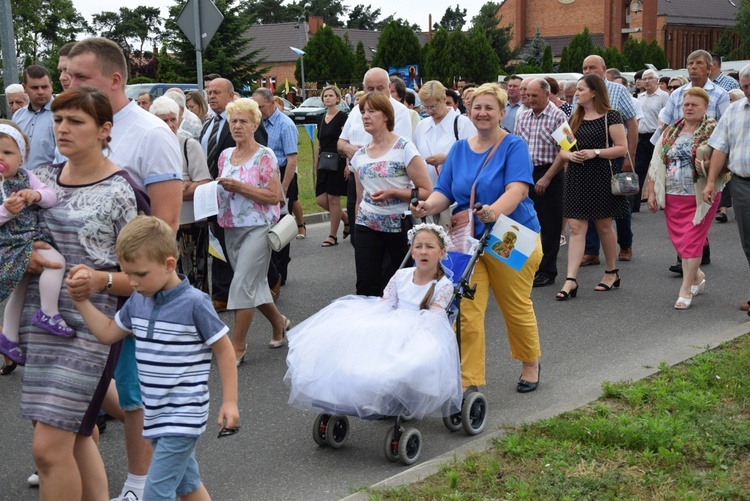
[397,428,422,465]
[443,412,462,432]
[383,427,399,462]
[312,413,331,446]
[461,391,488,436]
[325,415,350,449]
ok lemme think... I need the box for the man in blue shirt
[501,75,523,131]
[253,87,299,284]
[12,65,55,169]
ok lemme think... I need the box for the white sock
[120,473,147,499]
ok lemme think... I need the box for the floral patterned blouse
[350,137,420,233]
[217,146,280,228]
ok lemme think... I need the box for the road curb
[340,320,750,500]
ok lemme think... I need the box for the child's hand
[3,194,25,215]
[15,189,41,206]
[66,264,104,301]
[217,402,240,430]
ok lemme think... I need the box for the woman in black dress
[315,85,350,247]
[555,74,628,300]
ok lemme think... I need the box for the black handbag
[318,152,340,171]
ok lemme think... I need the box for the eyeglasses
[423,104,440,111]
[217,426,241,438]
[668,85,681,90]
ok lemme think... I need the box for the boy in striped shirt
[70,215,239,501]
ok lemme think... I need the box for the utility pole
[0,0,19,87]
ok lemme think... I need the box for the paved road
[2,207,749,500]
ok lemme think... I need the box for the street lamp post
[294,15,307,100]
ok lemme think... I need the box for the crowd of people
[2,35,750,499]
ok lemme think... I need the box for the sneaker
[28,471,39,487]
[111,491,139,501]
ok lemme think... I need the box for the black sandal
[0,360,18,376]
[595,269,621,291]
[321,235,338,247]
[342,224,350,240]
[296,223,307,239]
[555,278,578,301]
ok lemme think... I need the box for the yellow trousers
[459,238,543,387]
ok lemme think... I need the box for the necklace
[65,155,106,184]
[232,146,256,164]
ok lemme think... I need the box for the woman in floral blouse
[350,92,432,296]
[217,98,290,365]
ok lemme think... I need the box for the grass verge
[367,334,750,500]
[295,125,347,216]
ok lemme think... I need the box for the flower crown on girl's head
[407,222,451,249]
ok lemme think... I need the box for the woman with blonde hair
[413,83,543,393]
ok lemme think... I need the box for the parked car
[291,97,349,124]
[280,97,296,118]
[125,83,199,100]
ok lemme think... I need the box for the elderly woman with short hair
[150,96,212,292]
[216,97,290,364]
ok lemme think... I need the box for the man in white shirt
[338,67,413,245]
[635,69,669,211]
[66,37,182,501]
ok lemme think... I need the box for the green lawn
[366,334,750,500]
[296,124,347,215]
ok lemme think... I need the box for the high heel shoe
[235,344,247,367]
[595,269,620,291]
[555,278,578,301]
[268,316,291,349]
[691,278,706,296]
[296,223,307,239]
[517,362,541,393]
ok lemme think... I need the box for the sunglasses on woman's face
[668,85,681,90]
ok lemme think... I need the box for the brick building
[497,0,741,69]
[242,16,428,100]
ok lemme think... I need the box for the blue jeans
[585,157,633,254]
[144,435,202,500]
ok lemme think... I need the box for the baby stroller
[305,205,492,466]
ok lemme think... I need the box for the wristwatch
[594,149,601,157]
[104,272,113,291]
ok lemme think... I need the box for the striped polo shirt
[115,277,229,438]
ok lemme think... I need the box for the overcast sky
[73,0,483,33]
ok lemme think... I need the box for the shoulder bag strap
[454,115,459,141]
[468,137,504,234]
[605,112,616,178]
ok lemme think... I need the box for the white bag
[268,214,297,251]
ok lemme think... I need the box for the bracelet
[103,272,113,292]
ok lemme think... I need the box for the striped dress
[18,164,145,434]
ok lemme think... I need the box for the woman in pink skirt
[646,87,723,309]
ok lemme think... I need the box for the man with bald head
[515,78,567,287]
[338,67,413,244]
[576,54,638,264]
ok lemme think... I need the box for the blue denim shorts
[144,435,202,500]
[114,335,142,410]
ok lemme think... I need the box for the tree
[371,20,422,70]
[736,0,750,57]
[289,0,349,27]
[155,45,180,83]
[471,2,518,69]
[646,40,669,70]
[601,46,627,72]
[622,37,648,71]
[346,4,381,30]
[433,4,467,31]
[524,28,547,67]
[558,27,597,72]
[375,15,420,32]
[246,0,293,24]
[421,27,454,85]
[464,25,499,84]
[351,40,369,84]
[165,0,268,89]
[10,0,88,63]
[92,6,163,71]
[541,45,553,73]
[294,25,353,86]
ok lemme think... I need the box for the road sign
[176,0,224,51]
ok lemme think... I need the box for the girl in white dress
[284,223,462,419]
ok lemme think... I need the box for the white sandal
[674,295,692,310]
[691,278,706,296]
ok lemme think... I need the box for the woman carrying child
[285,223,462,419]
[0,120,73,372]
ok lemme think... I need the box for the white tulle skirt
[284,295,463,419]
